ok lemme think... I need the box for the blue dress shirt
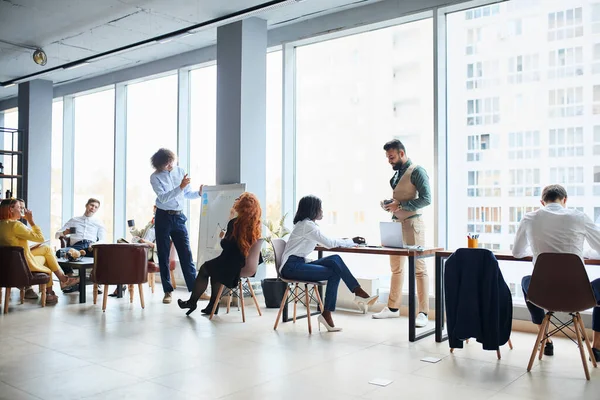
[150,166,201,211]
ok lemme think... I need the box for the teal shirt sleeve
[400,166,432,211]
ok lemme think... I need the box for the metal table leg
[435,254,448,342]
[78,265,86,304]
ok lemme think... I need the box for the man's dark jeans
[154,209,197,293]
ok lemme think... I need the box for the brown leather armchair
[91,244,148,312]
[0,246,50,313]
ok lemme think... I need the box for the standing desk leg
[408,256,416,342]
[435,255,448,343]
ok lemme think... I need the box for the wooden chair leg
[138,283,145,309]
[209,285,225,320]
[305,284,312,334]
[102,284,109,312]
[496,349,501,360]
[508,338,514,350]
[450,348,454,353]
[273,285,290,330]
[4,287,11,313]
[528,314,550,371]
[573,314,591,380]
[246,278,262,316]
[576,315,597,368]
[227,291,232,314]
[293,283,299,323]
[150,273,155,293]
[313,285,325,313]
[170,270,176,289]
[239,280,246,323]
[128,284,134,303]
[20,288,24,304]
[39,284,46,307]
[93,283,98,305]
[539,316,550,361]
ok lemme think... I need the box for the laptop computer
[380,221,404,248]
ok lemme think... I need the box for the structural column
[216,18,267,212]
[18,79,53,237]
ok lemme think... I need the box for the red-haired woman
[178,192,262,316]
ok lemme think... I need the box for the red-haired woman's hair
[231,193,262,257]
[0,199,17,220]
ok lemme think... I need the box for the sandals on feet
[45,291,59,304]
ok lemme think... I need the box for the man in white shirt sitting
[512,184,600,361]
[55,198,107,287]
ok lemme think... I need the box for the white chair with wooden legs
[525,253,598,380]
[269,238,326,334]
[209,240,264,322]
[273,280,325,334]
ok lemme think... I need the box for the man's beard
[392,161,403,171]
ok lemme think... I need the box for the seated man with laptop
[512,184,600,361]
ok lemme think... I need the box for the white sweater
[280,219,355,272]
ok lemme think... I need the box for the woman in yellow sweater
[0,199,78,303]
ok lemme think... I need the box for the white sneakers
[372,306,400,319]
[415,312,429,328]
[371,307,429,327]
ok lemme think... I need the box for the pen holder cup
[467,238,479,249]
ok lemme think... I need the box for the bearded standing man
[372,139,431,327]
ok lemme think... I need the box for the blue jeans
[522,275,600,332]
[155,209,196,293]
[281,255,360,312]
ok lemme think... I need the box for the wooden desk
[434,251,600,343]
[316,245,443,342]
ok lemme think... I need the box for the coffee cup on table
[127,219,135,228]
[69,227,77,234]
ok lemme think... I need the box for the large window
[125,74,178,237]
[189,65,217,260]
[447,1,600,302]
[73,89,115,241]
[51,101,63,237]
[295,18,434,291]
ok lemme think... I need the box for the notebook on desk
[380,222,404,248]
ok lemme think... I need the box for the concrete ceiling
[0,0,376,100]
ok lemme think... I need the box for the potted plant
[261,213,291,308]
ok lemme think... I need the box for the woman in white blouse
[280,195,378,332]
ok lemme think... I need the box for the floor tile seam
[443,353,531,370]
[0,379,45,399]
[151,379,206,398]
[494,373,530,393]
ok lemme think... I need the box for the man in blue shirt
[150,148,203,304]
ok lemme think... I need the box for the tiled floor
[1,286,599,400]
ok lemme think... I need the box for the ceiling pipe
[0,0,303,87]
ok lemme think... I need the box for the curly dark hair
[151,148,176,171]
